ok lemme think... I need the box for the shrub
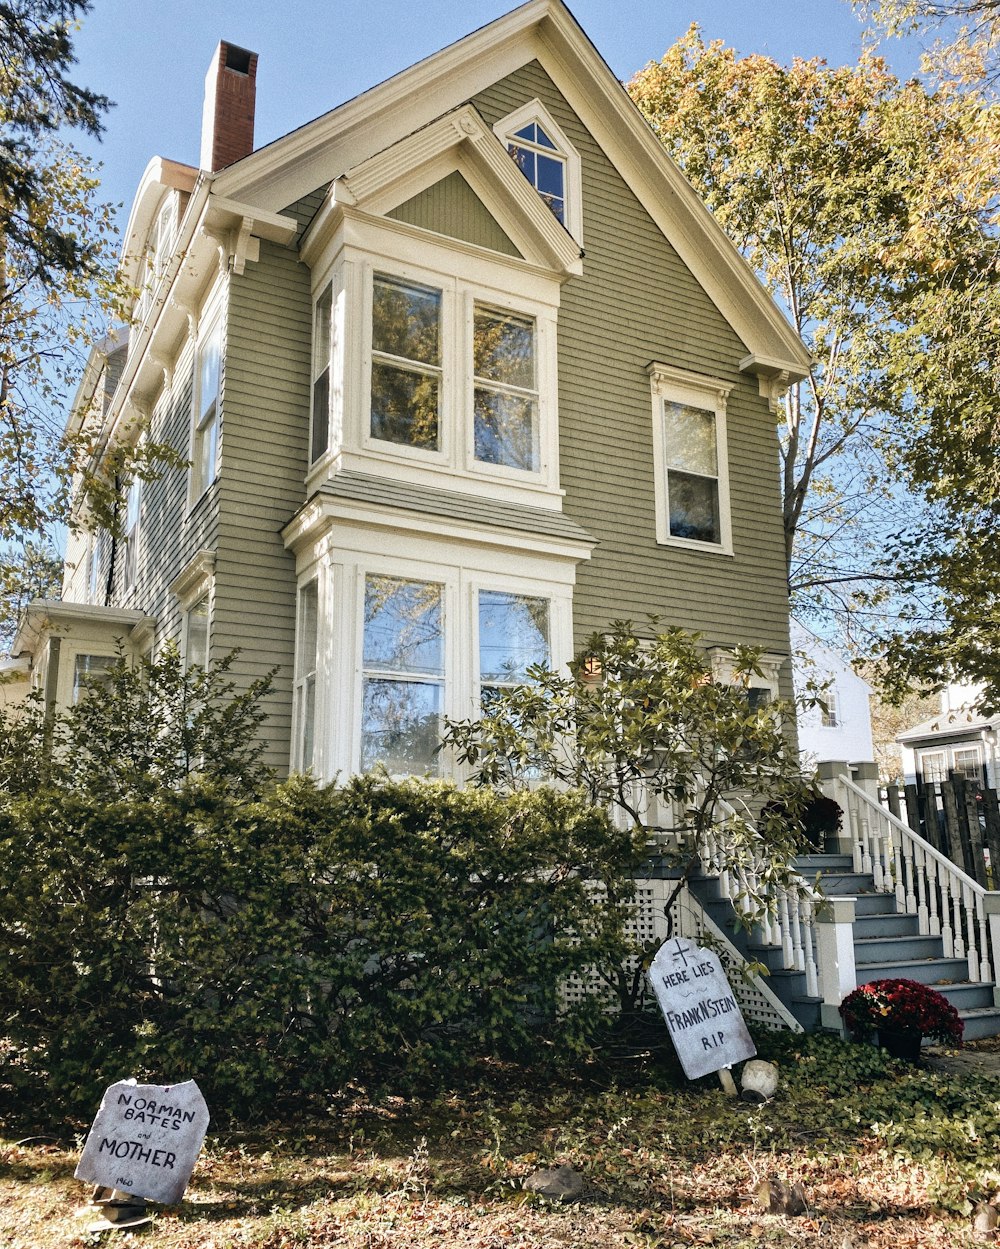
[839,977,964,1044]
[0,775,641,1119]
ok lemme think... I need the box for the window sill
[655,534,734,557]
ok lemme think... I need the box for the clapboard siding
[217,228,312,770]
[389,170,522,257]
[472,63,791,656]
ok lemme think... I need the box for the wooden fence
[881,777,1000,889]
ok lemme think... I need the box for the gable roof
[210,0,811,382]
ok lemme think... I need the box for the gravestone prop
[75,1078,210,1217]
[649,937,756,1081]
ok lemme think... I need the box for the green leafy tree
[0,644,276,800]
[628,34,1000,695]
[0,537,61,650]
[444,622,816,961]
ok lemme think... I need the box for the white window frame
[359,258,558,487]
[310,282,334,465]
[820,689,840,728]
[919,750,948,784]
[293,577,321,772]
[307,220,562,509]
[648,363,734,555]
[294,537,574,782]
[170,548,215,669]
[121,467,143,593]
[494,98,583,244]
[189,313,223,505]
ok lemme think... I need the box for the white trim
[294,525,575,781]
[306,217,564,510]
[210,0,809,377]
[648,362,734,556]
[169,548,216,608]
[493,96,583,244]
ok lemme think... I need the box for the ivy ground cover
[3,1034,999,1248]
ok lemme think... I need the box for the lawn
[2,1034,998,1248]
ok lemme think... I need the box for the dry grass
[2,1042,994,1249]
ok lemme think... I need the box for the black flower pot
[877,1028,923,1062]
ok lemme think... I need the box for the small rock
[972,1201,1000,1239]
[755,1177,808,1216]
[740,1059,779,1103]
[523,1163,584,1203]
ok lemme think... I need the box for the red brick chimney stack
[200,42,258,172]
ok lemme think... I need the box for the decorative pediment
[299,104,582,279]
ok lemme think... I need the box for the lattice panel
[560,879,800,1033]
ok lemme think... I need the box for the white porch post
[984,894,1000,1005]
[816,897,857,1031]
[817,761,854,855]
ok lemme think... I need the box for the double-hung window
[121,471,142,592]
[294,579,319,771]
[191,320,221,500]
[361,574,444,775]
[311,285,333,463]
[478,590,549,709]
[473,306,539,472]
[649,364,733,554]
[370,274,442,452]
[185,593,210,670]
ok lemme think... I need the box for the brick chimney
[200,42,258,172]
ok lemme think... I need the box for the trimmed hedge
[0,775,641,1119]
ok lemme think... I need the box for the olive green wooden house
[18,0,1000,1044]
[20,0,810,780]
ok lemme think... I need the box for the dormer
[121,158,199,334]
[298,104,583,513]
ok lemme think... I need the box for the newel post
[817,761,854,856]
[984,894,1000,1006]
[816,897,857,1031]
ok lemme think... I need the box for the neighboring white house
[791,621,874,767]
[897,682,999,787]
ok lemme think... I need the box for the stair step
[854,956,972,986]
[851,893,900,916]
[935,982,997,1011]
[956,1007,1000,1042]
[854,913,921,939]
[855,935,945,964]
[817,872,878,896]
[794,853,854,871]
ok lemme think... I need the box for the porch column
[816,896,857,1031]
[817,761,854,855]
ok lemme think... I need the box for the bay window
[370,275,442,451]
[361,574,444,774]
[293,579,319,771]
[473,306,538,471]
[311,285,332,463]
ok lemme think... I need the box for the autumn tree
[0,2,153,614]
[855,0,1000,90]
[628,36,1000,689]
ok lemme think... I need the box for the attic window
[508,123,566,225]
[494,99,582,243]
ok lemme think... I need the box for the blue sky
[72,0,928,236]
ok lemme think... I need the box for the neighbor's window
[920,751,947,784]
[478,590,549,710]
[473,305,538,471]
[820,690,840,728]
[294,579,319,771]
[953,747,983,782]
[311,284,332,463]
[191,321,221,499]
[185,592,210,670]
[361,574,444,774]
[370,274,442,451]
[73,653,117,702]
